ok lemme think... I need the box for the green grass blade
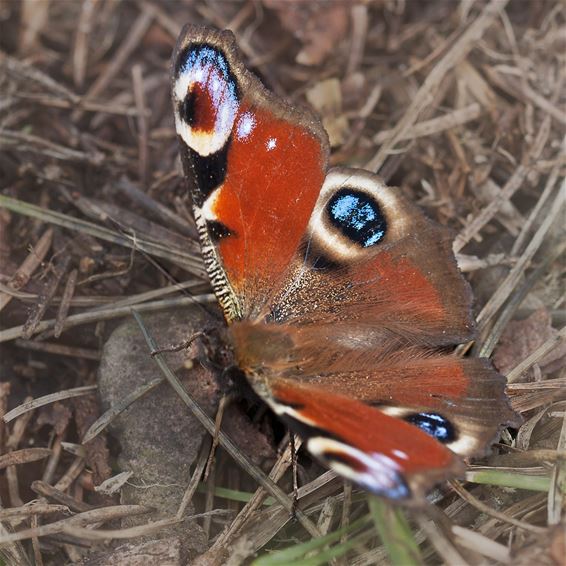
[466,469,551,492]
[368,496,422,566]
[252,515,369,566]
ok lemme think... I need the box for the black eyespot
[179,91,198,126]
[207,220,233,241]
[405,412,456,443]
[327,188,387,247]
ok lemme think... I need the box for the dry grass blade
[176,436,212,520]
[1,1,562,562]
[81,376,164,443]
[211,438,297,550]
[477,185,565,328]
[60,517,183,541]
[0,130,104,165]
[369,497,422,566]
[451,525,511,563]
[0,504,70,521]
[0,195,206,275]
[449,480,546,534]
[372,103,482,144]
[22,255,70,339]
[2,385,97,423]
[511,164,562,256]
[416,512,471,566]
[453,113,553,253]
[31,481,92,513]
[477,243,564,357]
[54,268,78,338]
[0,295,215,343]
[547,407,566,526]
[73,3,156,120]
[507,326,566,383]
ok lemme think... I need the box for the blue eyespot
[327,189,387,247]
[405,412,456,443]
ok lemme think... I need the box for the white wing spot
[236,112,256,140]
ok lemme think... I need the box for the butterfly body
[172,25,519,501]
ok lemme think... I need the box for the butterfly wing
[172,25,328,321]
[263,168,476,346]
[231,321,519,463]
[265,377,465,500]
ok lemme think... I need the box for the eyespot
[327,188,387,248]
[173,44,239,156]
[404,412,456,443]
[305,169,403,265]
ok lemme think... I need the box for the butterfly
[170,25,520,502]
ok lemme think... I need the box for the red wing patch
[269,378,464,500]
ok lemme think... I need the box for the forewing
[172,25,329,321]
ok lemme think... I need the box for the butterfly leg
[149,331,207,357]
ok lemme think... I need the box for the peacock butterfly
[171,25,520,502]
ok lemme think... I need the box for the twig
[0,228,53,313]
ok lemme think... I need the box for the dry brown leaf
[263,0,349,65]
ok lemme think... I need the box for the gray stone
[98,307,221,558]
